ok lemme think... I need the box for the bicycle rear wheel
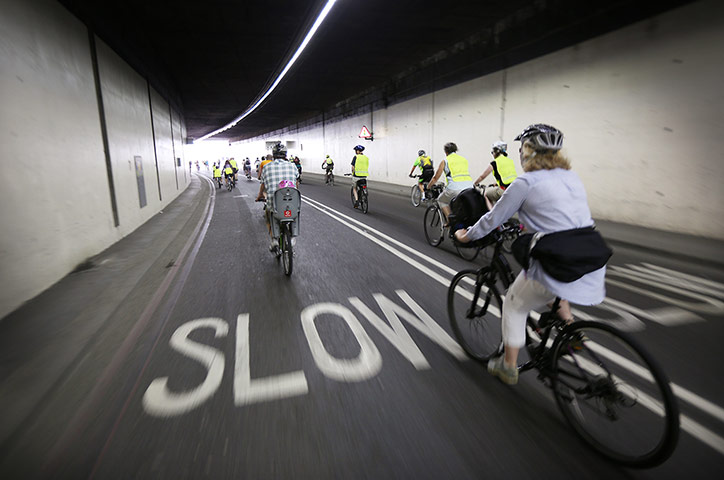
[551,321,679,467]
[411,185,421,207]
[447,268,503,362]
[424,205,444,247]
[281,226,293,276]
[361,191,368,214]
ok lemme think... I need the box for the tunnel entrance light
[197,0,339,142]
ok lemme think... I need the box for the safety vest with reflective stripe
[491,155,517,188]
[446,152,472,183]
[354,154,369,177]
[229,159,237,169]
[213,167,222,178]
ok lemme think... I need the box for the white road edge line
[302,194,724,453]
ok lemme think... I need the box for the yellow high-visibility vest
[446,153,472,182]
[491,155,517,188]
[354,154,369,177]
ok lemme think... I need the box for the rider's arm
[475,164,493,185]
[256,182,266,201]
[458,177,528,242]
[430,159,446,184]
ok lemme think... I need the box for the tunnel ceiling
[59,0,692,142]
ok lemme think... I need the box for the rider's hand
[455,229,470,243]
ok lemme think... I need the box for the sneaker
[269,240,277,252]
[354,201,359,208]
[291,237,296,247]
[487,355,519,385]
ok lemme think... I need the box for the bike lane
[45,174,724,478]
[84,176,632,479]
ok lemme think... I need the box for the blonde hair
[520,141,571,172]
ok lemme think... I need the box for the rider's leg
[352,181,359,203]
[500,271,555,367]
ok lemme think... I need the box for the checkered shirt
[262,158,299,197]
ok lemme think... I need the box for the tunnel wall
[232,0,724,240]
[0,0,189,320]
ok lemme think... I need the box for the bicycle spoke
[551,322,679,467]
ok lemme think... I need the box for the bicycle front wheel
[423,205,444,247]
[281,226,293,276]
[551,321,679,468]
[447,269,503,362]
[411,185,421,207]
[455,241,481,261]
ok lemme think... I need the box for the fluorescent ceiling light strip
[197,0,338,142]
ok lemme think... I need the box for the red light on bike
[362,185,367,189]
[284,210,292,218]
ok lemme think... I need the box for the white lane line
[302,196,459,277]
[303,194,724,454]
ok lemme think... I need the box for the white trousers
[501,271,556,348]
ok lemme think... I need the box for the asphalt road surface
[2,171,723,479]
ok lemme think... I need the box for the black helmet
[418,150,425,156]
[514,124,563,151]
[272,142,287,158]
[354,145,365,152]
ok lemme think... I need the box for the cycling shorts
[419,168,434,183]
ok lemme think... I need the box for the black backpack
[449,188,487,229]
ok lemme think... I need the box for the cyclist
[256,143,299,251]
[474,141,518,210]
[243,158,252,178]
[223,159,235,188]
[408,149,434,201]
[229,157,239,181]
[321,155,334,184]
[293,156,302,182]
[212,162,223,188]
[256,154,274,199]
[455,124,606,385]
[351,145,369,207]
[429,142,474,225]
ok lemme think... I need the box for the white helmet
[491,141,507,153]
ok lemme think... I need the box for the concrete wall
[232,0,724,240]
[0,0,188,319]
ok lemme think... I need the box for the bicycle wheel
[360,191,368,214]
[330,174,334,186]
[281,226,293,276]
[411,185,421,207]
[423,205,444,247]
[551,321,679,467]
[447,268,503,362]
[455,241,481,261]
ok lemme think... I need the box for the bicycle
[409,174,433,207]
[225,175,235,191]
[423,185,483,261]
[447,230,680,467]
[322,166,335,186]
[257,182,300,276]
[345,173,368,214]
